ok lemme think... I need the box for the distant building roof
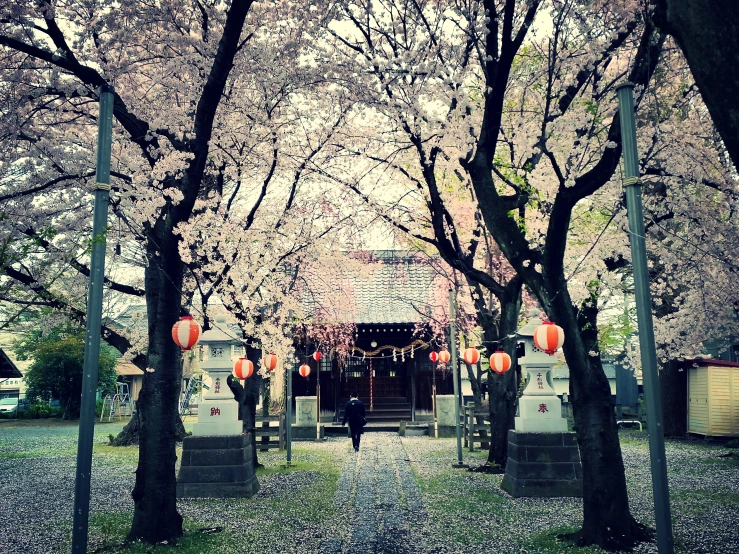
[552,362,617,379]
[115,361,144,376]
[684,358,739,368]
[0,348,23,379]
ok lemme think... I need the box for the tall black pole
[71,84,114,554]
[450,290,464,467]
[616,82,673,554]
[286,364,293,464]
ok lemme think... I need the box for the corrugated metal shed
[687,359,739,437]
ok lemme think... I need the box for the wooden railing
[255,414,286,451]
[463,402,490,452]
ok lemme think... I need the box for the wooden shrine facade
[290,323,455,422]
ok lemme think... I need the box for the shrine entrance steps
[337,396,411,423]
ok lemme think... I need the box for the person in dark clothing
[342,393,366,451]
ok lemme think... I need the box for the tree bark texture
[657,0,739,169]
[129,228,185,542]
[548,285,650,548]
[485,280,522,468]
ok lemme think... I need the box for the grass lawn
[404,430,739,553]
[2,421,738,553]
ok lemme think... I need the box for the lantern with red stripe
[438,350,450,364]
[463,347,480,365]
[489,351,512,374]
[299,364,311,378]
[533,321,565,355]
[233,358,254,380]
[312,351,322,362]
[429,351,439,363]
[263,353,278,372]
[171,315,201,351]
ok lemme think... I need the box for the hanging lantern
[463,347,480,365]
[263,353,278,371]
[439,350,451,364]
[533,321,565,355]
[429,351,439,363]
[312,351,322,362]
[171,315,201,351]
[299,364,311,378]
[489,351,512,374]
[233,358,254,380]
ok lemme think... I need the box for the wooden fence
[463,402,490,452]
[255,414,286,451]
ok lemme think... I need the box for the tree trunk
[549,287,650,549]
[485,279,522,468]
[227,343,263,466]
[660,359,687,437]
[658,0,739,169]
[128,229,185,543]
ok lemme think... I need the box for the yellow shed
[687,359,739,437]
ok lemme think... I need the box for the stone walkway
[320,433,427,554]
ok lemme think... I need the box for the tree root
[563,518,654,551]
[109,412,187,446]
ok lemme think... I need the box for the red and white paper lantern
[533,321,565,355]
[438,350,451,364]
[171,315,201,351]
[489,351,512,374]
[299,364,311,378]
[233,358,254,380]
[263,353,278,372]
[429,351,439,363]
[463,347,480,365]
[312,351,322,362]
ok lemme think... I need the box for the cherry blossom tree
[0,0,351,543]
[316,0,527,471]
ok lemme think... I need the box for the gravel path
[1,423,737,553]
[323,433,426,554]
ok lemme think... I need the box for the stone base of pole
[177,433,259,498]
[500,430,582,497]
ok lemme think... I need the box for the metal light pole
[616,82,674,554]
[71,84,114,554]
[286,363,293,465]
[449,290,464,467]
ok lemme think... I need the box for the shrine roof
[302,250,437,325]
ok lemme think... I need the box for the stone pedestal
[501,431,582,497]
[296,395,317,426]
[515,395,568,433]
[177,433,260,498]
[435,394,458,437]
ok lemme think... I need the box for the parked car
[0,397,19,414]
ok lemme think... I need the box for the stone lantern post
[501,310,582,498]
[177,314,259,498]
[192,316,243,436]
[514,313,568,433]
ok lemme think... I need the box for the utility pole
[286,363,293,465]
[449,290,465,467]
[71,85,114,554]
[616,82,674,554]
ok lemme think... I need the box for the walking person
[342,392,366,452]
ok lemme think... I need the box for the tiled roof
[304,251,437,325]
